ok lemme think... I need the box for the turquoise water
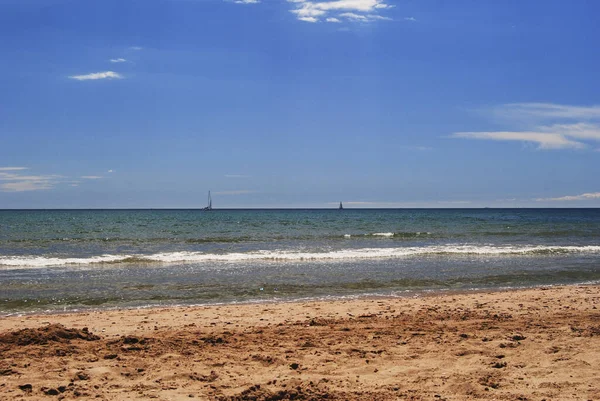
[1,209,600,314]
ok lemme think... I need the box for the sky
[1,0,599,208]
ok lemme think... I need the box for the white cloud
[452,131,586,150]
[228,0,392,23]
[339,12,367,20]
[338,11,391,21]
[69,71,123,81]
[373,2,391,8]
[129,46,143,51]
[0,167,28,171]
[543,123,600,141]
[494,103,600,121]
[452,103,600,150]
[0,170,62,192]
[213,190,255,195]
[110,58,127,63]
[108,169,115,173]
[0,173,53,181]
[289,0,392,23]
[535,192,600,202]
[292,6,326,19]
[0,181,53,192]
[367,14,391,20]
[404,16,416,21]
[0,168,110,192]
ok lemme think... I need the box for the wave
[1,244,600,268]
[345,232,432,238]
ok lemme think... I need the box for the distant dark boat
[203,191,213,211]
[339,202,343,210]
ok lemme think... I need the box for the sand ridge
[1,285,599,400]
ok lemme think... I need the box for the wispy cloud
[404,16,416,21]
[493,103,600,121]
[110,58,127,63]
[69,71,123,81]
[234,0,260,3]
[213,190,255,195]
[0,168,113,192]
[108,169,115,173]
[0,181,54,192]
[0,167,28,171]
[452,103,600,150]
[452,130,586,149]
[129,46,143,51]
[0,168,62,192]
[288,0,393,23]
[535,192,600,202]
[338,12,390,21]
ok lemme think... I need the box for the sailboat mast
[203,191,213,211]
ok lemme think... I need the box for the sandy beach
[1,285,599,400]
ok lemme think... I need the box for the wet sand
[1,285,599,400]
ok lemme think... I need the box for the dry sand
[1,285,599,400]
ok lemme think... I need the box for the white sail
[203,191,213,211]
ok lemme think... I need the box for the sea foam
[1,244,600,269]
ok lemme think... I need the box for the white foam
[2,244,600,269]
[372,232,394,237]
[0,254,128,267]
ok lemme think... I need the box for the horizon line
[2,207,600,211]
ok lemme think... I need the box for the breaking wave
[1,244,600,269]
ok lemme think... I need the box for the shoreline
[2,284,599,400]
[0,282,579,318]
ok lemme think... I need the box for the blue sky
[1,0,599,208]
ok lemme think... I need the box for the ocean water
[1,208,600,315]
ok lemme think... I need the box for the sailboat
[338,201,343,210]
[203,191,213,211]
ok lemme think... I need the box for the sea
[1,208,600,315]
